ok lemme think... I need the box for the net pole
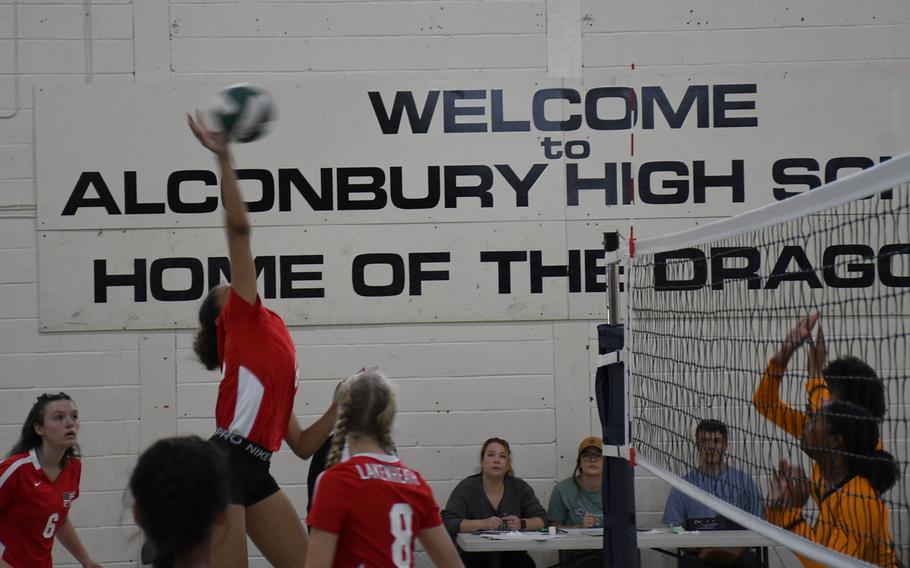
[599,231,638,568]
[606,232,621,325]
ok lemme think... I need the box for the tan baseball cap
[577,435,603,456]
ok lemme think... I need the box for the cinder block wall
[3,1,908,566]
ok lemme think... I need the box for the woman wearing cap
[442,437,547,568]
[546,436,604,568]
[548,436,604,529]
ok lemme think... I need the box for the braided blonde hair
[326,368,397,467]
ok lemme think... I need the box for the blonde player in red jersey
[187,114,337,568]
[0,393,102,568]
[306,369,465,568]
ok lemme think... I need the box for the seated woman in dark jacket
[442,437,547,568]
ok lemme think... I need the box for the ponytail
[326,383,352,467]
[193,286,223,371]
[821,401,899,494]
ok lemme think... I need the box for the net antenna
[623,153,910,567]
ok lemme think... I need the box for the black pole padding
[603,231,620,253]
[603,458,638,568]
[596,323,639,568]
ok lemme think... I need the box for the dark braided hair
[193,286,224,371]
[129,436,229,567]
[819,401,899,495]
[327,368,397,467]
[9,392,80,467]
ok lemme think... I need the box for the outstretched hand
[770,459,809,509]
[783,312,820,351]
[773,312,820,367]
[807,325,826,378]
[186,111,229,157]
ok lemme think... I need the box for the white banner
[35,69,910,330]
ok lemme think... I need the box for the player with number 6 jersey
[306,369,464,568]
[0,393,101,568]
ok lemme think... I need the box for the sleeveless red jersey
[0,450,81,568]
[216,288,298,452]
[308,453,443,568]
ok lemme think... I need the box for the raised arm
[765,459,810,532]
[187,113,257,305]
[767,469,893,567]
[805,324,830,412]
[286,380,342,460]
[285,403,338,460]
[753,360,806,439]
[753,313,821,438]
[771,312,819,370]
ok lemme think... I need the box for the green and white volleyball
[209,83,275,143]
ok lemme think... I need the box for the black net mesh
[628,182,909,567]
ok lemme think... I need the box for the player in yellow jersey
[753,312,886,504]
[767,401,899,567]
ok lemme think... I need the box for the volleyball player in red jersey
[307,369,464,568]
[187,113,337,568]
[0,393,102,568]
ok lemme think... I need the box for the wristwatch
[520,519,527,530]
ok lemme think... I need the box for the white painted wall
[2,1,909,566]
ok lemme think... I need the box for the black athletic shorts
[210,430,280,507]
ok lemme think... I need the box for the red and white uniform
[217,288,298,452]
[0,450,81,568]
[308,453,443,568]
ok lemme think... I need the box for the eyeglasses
[580,451,602,460]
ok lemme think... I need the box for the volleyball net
[622,154,910,567]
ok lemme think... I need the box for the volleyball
[209,83,275,143]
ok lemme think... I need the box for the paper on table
[482,531,561,541]
[582,528,603,536]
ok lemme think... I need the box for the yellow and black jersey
[767,475,898,568]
